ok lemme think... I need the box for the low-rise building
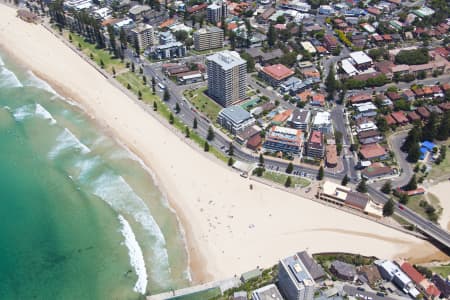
[193,27,224,51]
[324,34,338,52]
[361,163,394,180]
[217,106,255,134]
[306,130,324,158]
[312,111,332,134]
[263,126,303,155]
[375,260,420,298]
[297,251,327,282]
[359,143,388,161]
[259,64,295,87]
[349,51,373,70]
[151,42,186,60]
[288,109,310,130]
[252,284,283,300]
[330,260,356,281]
[278,253,315,300]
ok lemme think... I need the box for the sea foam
[25,71,62,99]
[12,104,57,125]
[118,215,148,294]
[35,104,57,124]
[91,172,172,286]
[48,128,91,159]
[0,67,23,88]
[0,55,4,66]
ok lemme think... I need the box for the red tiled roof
[261,64,294,81]
[417,107,430,119]
[391,111,408,124]
[187,3,207,13]
[426,283,441,297]
[438,102,450,111]
[310,130,323,145]
[385,114,396,125]
[349,93,372,104]
[407,111,421,122]
[360,143,387,160]
[400,262,425,284]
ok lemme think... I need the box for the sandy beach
[0,6,446,283]
[428,181,450,230]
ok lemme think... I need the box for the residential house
[359,143,388,160]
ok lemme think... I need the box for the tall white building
[278,254,315,300]
[207,2,227,24]
[194,27,224,51]
[206,50,246,107]
[130,24,156,50]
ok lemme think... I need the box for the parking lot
[343,285,399,300]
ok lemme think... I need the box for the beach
[428,181,450,230]
[0,5,445,284]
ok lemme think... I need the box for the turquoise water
[0,51,190,299]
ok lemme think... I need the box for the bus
[158,83,166,90]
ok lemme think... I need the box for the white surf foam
[75,156,101,181]
[48,128,91,159]
[0,67,23,88]
[118,215,148,294]
[25,71,62,98]
[35,104,57,125]
[0,55,4,66]
[91,172,171,286]
[13,104,34,121]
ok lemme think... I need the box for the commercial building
[151,42,186,60]
[278,253,315,300]
[263,126,303,155]
[207,2,227,24]
[375,260,420,298]
[259,64,295,87]
[194,27,224,51]
[317,181,383,217]
[252,284,283,300]
[288,109,310,130]
[306,130,324,158]
[349,51,373,70]
[130,24,155,50]
[312,111,332,134]
[207,51,247,107]
[217,106,255,134]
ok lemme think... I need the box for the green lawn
[169,287,221,300]
[64,31,125,74]
[189,46,230,56]
[429,144,450,180]
[184,87,222,122]
[262,171,310,188]
[429,264,450,278]
[401,194,441,222]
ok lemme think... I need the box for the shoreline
[1,5,448,287]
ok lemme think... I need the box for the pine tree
[207,126,215,141]
[228,157,234,166]
[164,89,170,101]
[407,143,421,163]
[399,193,409,204]
[326,64,338,100]
[286,162,294,174]
[169,113,174,124]
[381,180,392,194]
[131,62,135,73]
[341,174,349,186]
[228,143,234,156]
[153,101,157,111]
[127,83,131,89]
[175,103,180,114]
[436,111,450,141]
[193,117,198,129]
[422,112,438,142]
[402,125,422,152]
[383,198,395,216]
[356,179,368,193]
[285,176,292,188]
[138,90,142,100]
[151,76,156,93]
[317,166,324,180]
[404,174,417,191]
[143,75,147,84]
[185,126,190,138]
[268,23,276,47]
[204,141,210,152]
[112,67,116,76]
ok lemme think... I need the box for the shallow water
[0,51,190,299]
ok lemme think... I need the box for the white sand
[0,6,444,282]
[428,181,450,230]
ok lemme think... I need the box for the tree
[185,126,190,138]
[107,24,117,55]
[163,89,170,101]
[207,126,215,141]
[228,143,234,156]
[376,116,389,133]
[407,143,421,163]
[326,64,338,100]
[381,180,392,194]
[436,111,450,141]
[404,174,417,191]
[100,59,105,68]
[193,117,198,129]
[285,176,292,188]
[229,31,236,50]
[127,83,131,89]
[399,193,409,204]
[356,179,368,193]
[341,174,349,186]
[383,198,395,216]
[153,101,157,111]
[286,162,294,174]
[143,75,147,85]
[131,62,135,73]
[151,76,156,93]
[204,141,210,152]
[112,67,116,76]
[169,113,174,124]
[268,23,276,47]
[138,90,142,100]
[228,156,234,166]
[317,166,324,180]
[119,27,127,49]
[395,48,429,65]
[422,112,438,142]
[402,125,422,152]
[259,154,265,167]
[175,102,180,114]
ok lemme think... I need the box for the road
[343,285,397,300]
[122,50,450,252]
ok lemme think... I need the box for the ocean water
[0,51,190,299]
